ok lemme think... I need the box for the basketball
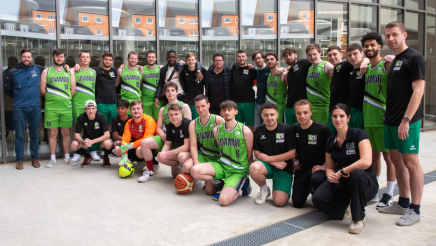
[119,162,135,178]
[174,173,195,194]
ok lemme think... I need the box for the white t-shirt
[166,66,183,94]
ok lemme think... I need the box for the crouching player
[71,100,113,168]
[191,100,253,206]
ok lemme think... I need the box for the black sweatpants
[312,169,378,221]
[292,169,326,208]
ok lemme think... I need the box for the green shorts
[86,142,103,152]
[197,151,220,163]
[327,112,336,134]
[97,103,117,124]
[261,160,293,195]
[189,105,199,120]
[235,102,255,126]
[72,106,85,125]
[350,107,364,130]
[44,110,72,129]
[311,105,329,125]
[210,161,249,191]
[365,127,388,152]
[143,99,161,121]
[276,103,286,123]
[152,135,179,152]
[384,120,420,154]
[285,107,298,126]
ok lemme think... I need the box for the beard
[54,61,64,66]
[365,49,379,59]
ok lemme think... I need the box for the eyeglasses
[214,60,224,62]
[253,57,262,61]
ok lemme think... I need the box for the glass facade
[0,0,435,162]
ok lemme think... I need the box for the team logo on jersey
[410,145,416,151]
[378,67,382,71]
[243,69,249,75]
[346,142,356,155]
[335,65,341,71]
[261,135,266,139]
[235,131,241,137]
[210,124,214,127]
[186,73,189,76]
[394,60,403,71]
[317,66,322,70]
[180,129,184,138]
[31,70,37,77]
[293,64,299,71]
[308,134,317,145]
[172,130,176,133]
[84,122,88,126]
[109,72,115,77]
[276,133,284,143]
[296,133,299,138]
[94,122,100,129]
[139,124,143,132]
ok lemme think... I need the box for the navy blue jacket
[4,63,45,107]
[204,63,233,101]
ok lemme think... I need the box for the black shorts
[128,149,144,162]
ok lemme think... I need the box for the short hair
[194,94,209,104]
[281,47,297,57]
[117,99,130,108]
[186,52,196,60]
[213,52,224,61]
[327,45,341,54]
[146,50,156,58]
[293,99,312,112]
[346,43,363,53]
[167,50,176,56]
[21,48,31,55]
[168,103,182,112]
[163,81,178,92]
[237,49,246,55]
[332,103,350,117]
[130,100,143,109]
[79,50,90,57]
[260,102,278,112]
[265,52,278,61]
[52,48,65,57]
[385,21,406,33]
[102,51,113,59]
[306,43,321,54]
[251,50,265,61]
[220,100,237,111]
[360,31,383,48]
[128,51,138,59]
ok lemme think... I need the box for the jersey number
[47,122,51,127]
[274,89,277,96]
[236,149,240,158]
[136,82,139,88]
[92,83,95,89]
[378,85,382,95]
[64,84,68,90]
[214,141,218,148]
[314,81,320,88]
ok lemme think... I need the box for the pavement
[1,131,436,246]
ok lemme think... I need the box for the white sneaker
[45,159,56,168]
[138,171,156,183]
[90,151,100,161]
[255,186,271,205]
[70,154,81,165]
[64,158,72,165]
[153,164,160,173]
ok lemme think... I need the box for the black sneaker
[377,193,393,209]
[212,181,224,201]
[241,177,252,196]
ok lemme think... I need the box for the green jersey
[266,73,287,106]
[45,66,72,110]
[217,122,249,171]
[120,67,142,101]
[306,61,331,106]
[364,59,388,127]
[163,101,184,130]
[142,65,160,102]
[73,68,96,108]
[196,114,220,157]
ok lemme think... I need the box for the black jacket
[204,63,232,101]
[155,61,202,98]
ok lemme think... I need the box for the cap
[84,100,97,108]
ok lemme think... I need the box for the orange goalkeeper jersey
[121,113,156,148]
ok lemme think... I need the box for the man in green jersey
[361,32,396,208]
[116,51,142,106]
[142,50,161,121]
[191,100,254,206]
[181,95,225,195]
[305,43,334,125]
[40,48,76,167]
[265,52,287,123]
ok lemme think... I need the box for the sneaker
[81,157,92,168]
[71,153,81,164]
[138,171,156,183]
[377,193,394,209]
[102,157,111,168]
[212,191,221,201]
[255,186,271,205]
[153,164,160,173]
[370,193,379,203]
[100,151,104,159]
[344,205,351,218]
[45,159,56,168]
[90,151,100,161]
[212,181,224,201]
[349,218,366,234]
[396,208,421,226]
[378,201,409,215]
[241,177,252,196]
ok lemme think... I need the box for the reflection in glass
[379,8,403,56]
[383,0,403,6]
[425,15,436,128]
[429,1,436,13]
[350,5,377,43]
[405,11,424,54]
[405,0,424,10]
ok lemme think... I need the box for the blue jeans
[254,103,264,127]
[13,106,42,161]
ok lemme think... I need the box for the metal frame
[156,0,160,65]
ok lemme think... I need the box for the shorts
[261,160,293,195]
[365,127,388,152]
[350,107,364,130]
[276,103,286,123]
[210,161,249,191]
[97,103,117,124]
[327,112,336,134]
[235,102,255,126]
[86,142,103,152]
[384,120,420,154]
[72,106,85,125]
[127,148,143,162]
[44,110,72,129]
[311,105,329,125]
[143,99,161,121]
[285,107,298,126]
[197,151,220,163]
[152,135,179,152]
[189,105,199,120]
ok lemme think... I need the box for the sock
[51,155,56,161]
[261,184,269,192]
[146,160,154,172]
[409,203,420,215]
[376,176,379,182]
[398,196,410,208]
[103,149,111,159]
[84,152,91,158]
[65,154,70,160]
[386,181,396,196]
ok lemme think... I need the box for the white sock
[261,184,269,192]
[65,154,70,160]
[51,155,56,161]
[376,176,379,182]
[386,181,396,196]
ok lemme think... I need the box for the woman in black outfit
[312,103,378,234]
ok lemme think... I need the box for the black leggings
[312,169,378,221]
[292,169,326,208]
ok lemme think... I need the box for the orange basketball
[174,173,195,194]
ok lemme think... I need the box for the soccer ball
[119,161,135,178]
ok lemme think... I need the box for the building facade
[0,0,435,163]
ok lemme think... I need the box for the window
[224,18,231,23]
[302,13,308,19]
[147,18,153,24]
[160,30,170,36]
[135,17,141,24]
[190,30,199,36]
[48,15,55,21]
[190,18,198,24]
[249,28,255,35]
[147,30,153,36]
[35,13,42,20]
[96,30,103,35]
[267,15,273,21]
[95,17,102,24]
[4,23,15,31]
[118,29,126,36]
[235,18,239,23]
[65,28,74,35]
[281,27,288,34]
[20,25,29,32]
[179,18,185,24]
[49,28,56,34]
[82,16,88,22]
[235,30,239,35]
[205,30,215,36]
[341,20,348,34]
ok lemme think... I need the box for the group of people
[5,21,425,234]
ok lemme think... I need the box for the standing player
[291,99,332,208]
[346,44,366,130]
[117,51,142,105]
[40,48,76,167]
[182,52,206,119]
[141,50,161,121]
[378,22,425,226]
[232,50,257,132]
[265,52,287,122]
[191,100,254,206]
[361,31,396,208]
[111,99,132,147]
[305,43,334,124]
[249,102,296,206]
